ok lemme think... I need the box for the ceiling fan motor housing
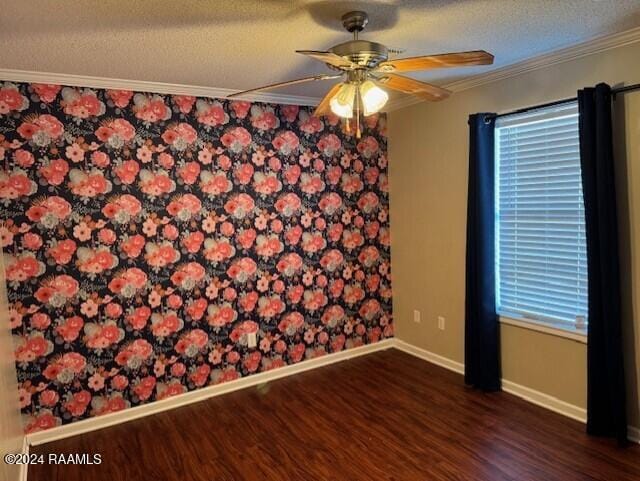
[332,11,389,69]
[330,40,389,69]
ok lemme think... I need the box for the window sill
[499,315,588,344]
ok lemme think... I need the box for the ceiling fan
[228,10,494,134]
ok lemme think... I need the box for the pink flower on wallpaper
[224,193,255,219]
[274,192,301,217]
[68,169,113,198]
[207,303,237,328]
[257,295,285,319]
[255,234,283,258]
[14,332,54,363]
[42,352,86,383]
[75,246,118,275]
[175,329,208,357]
[0,82,29,114]
[196,99,229,127]
[317,133,342,157]
[340,173,364,195]
[278,312,304,336]
[91,393,129,417]
[220,126,252,153]
[203,237,235,263]
[139,169,176,197]
[182,231,204,254]
[38,158,69,186]
[230,100,251,119]
[359,298,382,321]
[172,95,196,114]
[252,171,282,196]
[299,173,325,195]
[83,320,125,349]
[108,268,148,297]
[132,94,171,123]
[151,311,184,339]
[95,119,136,148]
[357,135,380,158]
[4,252,45,282]
[250,105,280,131]
[226,257,257,283]
[61,88,105,119]
[276,252,303,277]
[161,122,197,151]
[199,170,232,197]
[144,241,181,269]
[55,316,84,343]
[34,275,79,306]
[178,161,201,185]
[32,84,62,104]
[280,105,299,123]
[271,130,299,155]
[167,193,201,221]
[321,305,345,327]
[298,111,323,134]
[125,306,151,330]
[106,89,134,108]
[17,114,64,145]
[357,245,381,268]
[102,194,142,223]
[170,262,206,289]
[115,339,153,368]
[230,164,251,187]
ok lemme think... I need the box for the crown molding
[2,26,640,113]
[385,25,640,112]
[0,68,321,107]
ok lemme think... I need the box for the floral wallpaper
[0,81,392,433]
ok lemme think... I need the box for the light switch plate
[413,310,421,323]
[247,332,257,348]
[437,316,445,330]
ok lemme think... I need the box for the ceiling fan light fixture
[360,80,388,116]
[329,82,356,118]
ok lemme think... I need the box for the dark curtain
[578,83,627,443]
[465,113,501,391]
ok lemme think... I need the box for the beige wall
[0,256,24,481]
[389,40,640,427]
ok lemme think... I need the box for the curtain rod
[491,82,640,120]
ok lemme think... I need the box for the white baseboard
[393,339,639,444]
[501,380,586,423]
[394,339,465,374]
[26,339,394,446]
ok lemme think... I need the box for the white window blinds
[495,102,588,326]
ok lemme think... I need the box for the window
[495,102,588,329]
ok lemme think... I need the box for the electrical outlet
[247,332,257,348]
[437,316,445,330]
[413,310,421,323]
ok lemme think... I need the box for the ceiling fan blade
[376,50,494,73]
[227,74,342,98]
[314,83,343,117]
[296,50,356,70]
[375,73,451,101]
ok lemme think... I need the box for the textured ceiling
[1,0,640,101]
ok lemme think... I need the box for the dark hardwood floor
[29,349,640,481]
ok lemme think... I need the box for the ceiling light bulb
[360,80,388,116]
[330,83,356,118]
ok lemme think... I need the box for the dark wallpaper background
[0,81,392,433]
